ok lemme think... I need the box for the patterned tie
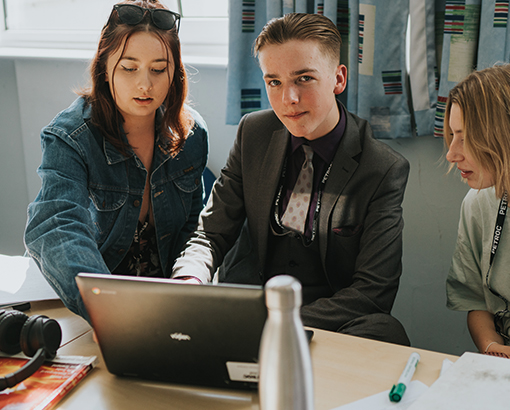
[281,144,314,234]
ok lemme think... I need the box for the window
[0,0,228,59]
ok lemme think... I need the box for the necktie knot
[302,145,313,170]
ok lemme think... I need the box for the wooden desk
[26,300,457,410]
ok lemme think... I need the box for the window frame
[0,2,228,61]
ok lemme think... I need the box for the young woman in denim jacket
[24,1,208,321]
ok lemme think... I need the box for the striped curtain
[434,0,510,137]
[344,0,412,138]
[226,0,510,139]
[409,0,440,137]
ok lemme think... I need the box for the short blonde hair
[444,64,510,198]
[253,13,341,66]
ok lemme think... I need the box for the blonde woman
[445,64,510,358]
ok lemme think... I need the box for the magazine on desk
[0,354,97,410]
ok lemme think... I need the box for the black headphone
[0,309,62,391]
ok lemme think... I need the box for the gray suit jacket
[173,103,410,331]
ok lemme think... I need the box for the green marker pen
[389,352,420,402]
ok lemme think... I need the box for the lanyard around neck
[489,191,508,266]
[273,156,333,245]
[486,191,510,339]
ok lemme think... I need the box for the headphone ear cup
[0,310,28,355]
[20,315,62,359]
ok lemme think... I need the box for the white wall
[0,59,28,255]
[385,138,474,354]
[0,55,475,356]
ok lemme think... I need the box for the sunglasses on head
[113,4,181,32]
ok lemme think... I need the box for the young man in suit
[173,13,410,345]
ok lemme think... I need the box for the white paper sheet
[0,254,58,305]
[408,352,510,409]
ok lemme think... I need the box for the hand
[485,342,510,358]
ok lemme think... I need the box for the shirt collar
[288,102,346,163]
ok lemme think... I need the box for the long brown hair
[79,0,193,156]
[444,64,510,198]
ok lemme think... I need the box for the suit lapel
[318,109,362,266]
[255,128,289,266]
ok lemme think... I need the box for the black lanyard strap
[486,191,509,340]
[490,191,508,265]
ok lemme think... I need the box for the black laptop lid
[76,273,267,390]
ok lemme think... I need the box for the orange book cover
[0,355,97,410]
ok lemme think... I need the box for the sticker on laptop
[226,362,259,383]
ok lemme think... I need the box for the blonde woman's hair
[444,64,510,198]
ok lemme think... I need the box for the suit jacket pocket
[327,226,363,289]
[332,224,363,237]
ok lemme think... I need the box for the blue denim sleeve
[174,117,209,254]
[189,111,210,221]
[24,129,109,322]
[181,178,204,241]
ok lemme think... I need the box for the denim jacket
[24,97,208,320]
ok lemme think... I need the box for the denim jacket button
[117,249,125,255]
[133,200,141,208]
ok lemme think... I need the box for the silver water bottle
[258,275,314,410]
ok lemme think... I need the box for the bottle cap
[264,275,302,309]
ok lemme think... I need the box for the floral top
[113,217,164,278]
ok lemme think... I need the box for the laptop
[76,273,267,390]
